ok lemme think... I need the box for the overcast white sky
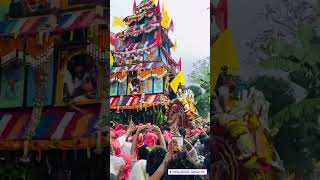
[110,0,210,83]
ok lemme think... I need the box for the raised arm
[152,125,166,150]
[149,142,172,180]
[130,125,146,160]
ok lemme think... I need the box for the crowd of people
[110,118,210,180]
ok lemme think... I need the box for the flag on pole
[170,71,185,93]
[161,10,169,28]
[110,52,114,67]
[178,58,182,71]
[211,0,238,91]
[169,19,174,32]
[133,0,137,13]
[173,40,177,51]
[112,16,127,28]
[211,29,239,89]
[162,2,165,13]
[157,0,161,14]
[215,0,228,32]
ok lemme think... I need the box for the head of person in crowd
[203,136,210,154]
[138,144,151,160]
[199,133,209,144]
[179,127,186,138]
[146,146,167,177]
[163,152,203,180]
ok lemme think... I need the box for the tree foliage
[188,57,210,118]
[247,0,320,178]
[248,76,295,116]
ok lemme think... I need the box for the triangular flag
[215,0,228,31]
[169,19,174,32]
[157,0,161,14]
[112,16,127,29]
[162,2,165,13]
[178,58,182,71]
[152,0,156,5]
[211,29,239,89]
[173,40,177,51]
[161,10,169,28]
[110,32,116,47]
[155,30,162,46]
[110,52,114,67]
[133,0,137,13]
[170,71,185,93]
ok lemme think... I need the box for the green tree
[188,57,210,118]
[247,0,320,178]
[248,76,295,116]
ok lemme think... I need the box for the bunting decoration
[169,19,174,32]
[152,0,156,5]
[112,16,127,28]
[170,71,185,93]
[211,0,238,90]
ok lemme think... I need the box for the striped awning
[32,105,100,140]
[0,16,51,36]
[0,105,105,150]
[54,10,97,32]
[110,94,169,109]
[0,111,31,141]
[111,61,167,73]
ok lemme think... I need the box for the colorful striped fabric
[0,112,31,140]
[110,94,164,109]
[0,105,100,141]
[33,106,100,140]
[0,16,50,36]
[55,10,96,32]
[111,61,166,73]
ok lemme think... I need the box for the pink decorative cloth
[143,132,158,148]
[118,153,133,180]
[112,139,122,156]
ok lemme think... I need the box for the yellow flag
[152,0,156,5]
[173,40,177,51]
[112,16,127,29]
[161,10,169,28]
[211,29,239,91]
[170,71,185,93]
[110,51,114,66]
[162,3,165,13]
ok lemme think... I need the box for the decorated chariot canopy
[0,4,109,152]
[110,0,179,110]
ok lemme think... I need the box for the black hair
[163,152,202,180]
[138,145,150,160]
[146,146,167,176]
[199,133,208,144]
[179,127,186,138]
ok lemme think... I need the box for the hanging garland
[110,72,128,83]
